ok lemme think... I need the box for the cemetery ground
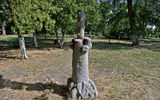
[0,35,160,100]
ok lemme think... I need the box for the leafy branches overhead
[26,0,62,34]
[1,0,159,38]
[3,0,61,35]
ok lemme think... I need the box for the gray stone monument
[67,10,98,99]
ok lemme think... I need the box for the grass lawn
[0,35,160,100]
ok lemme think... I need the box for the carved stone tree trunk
[67,10,98,99]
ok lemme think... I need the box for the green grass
[0,35,19,48]
[89,38,160,100]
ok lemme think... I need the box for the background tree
[0,0,9,35]
[6,0,29,59]
[1,0,160,51]
[51,0,78,47]
[127,0,139,45]
[6,0,61,59]
[58,0,77,47]
[26,0,61,47]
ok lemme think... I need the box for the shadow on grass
[0,55,20,60]
[0,74,68,100]
[92,41,132,50]
[0,50,21,60]
[0,36,67,60]
[138,39,160,52]
[0,36,62,51]
[92,39,160,52]
[0,36,160,60]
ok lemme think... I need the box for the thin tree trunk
[60,29,66,48]
[89,32,92,38]
[55,29,59,41]
[44,30,47,40]
[7,0,28,59]
[55,26,60,45]
[33,33,38,48]
[18,35,28,59]
[88,24,92,38]
[109,35,111,44]
[118,33,121,43]
[127,0,139,46]
[1,21,6,35]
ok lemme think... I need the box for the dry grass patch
[0,35,160,100]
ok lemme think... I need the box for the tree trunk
[55,26,60,45]
[60,29,66,48]
[18,35,28,59]
[33,33,38,48]
[44,31,47,40]
[118,33,121,43]
[1,21,6,35]
[88,24,92,38]
[108,35,111,44]
[127,0,139,46]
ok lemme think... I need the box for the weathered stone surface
[67,78,98,99]
[77,10,85,39]
[67,10,98,99]
[71,38,92,84]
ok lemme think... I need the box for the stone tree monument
[67,10,98,99]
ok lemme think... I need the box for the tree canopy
[0,0,159,39]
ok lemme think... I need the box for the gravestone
[67,10,98,99]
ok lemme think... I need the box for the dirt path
[0,48,72,100]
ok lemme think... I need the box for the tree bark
[118,33,121,43]
[55,26,60,45]
[109,35,111,44]
[127,0,139,46]
[88,24,92,38]
[18,35,28,59]
[1,21,6,35]
[33,32,38,48]
[60,29,66,48]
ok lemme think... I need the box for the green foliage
[0,0,8,23]
[0,0,10,34]
[4,0,61,35]
[1,0,159,38]
[78,0,101,34]
[25,0,62,35]
[53,0,77,34]
[100,1,130,39]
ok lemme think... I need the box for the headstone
[67,10,98,99]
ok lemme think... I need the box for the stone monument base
[67,78,98,99]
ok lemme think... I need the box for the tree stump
[67,10,98,99]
